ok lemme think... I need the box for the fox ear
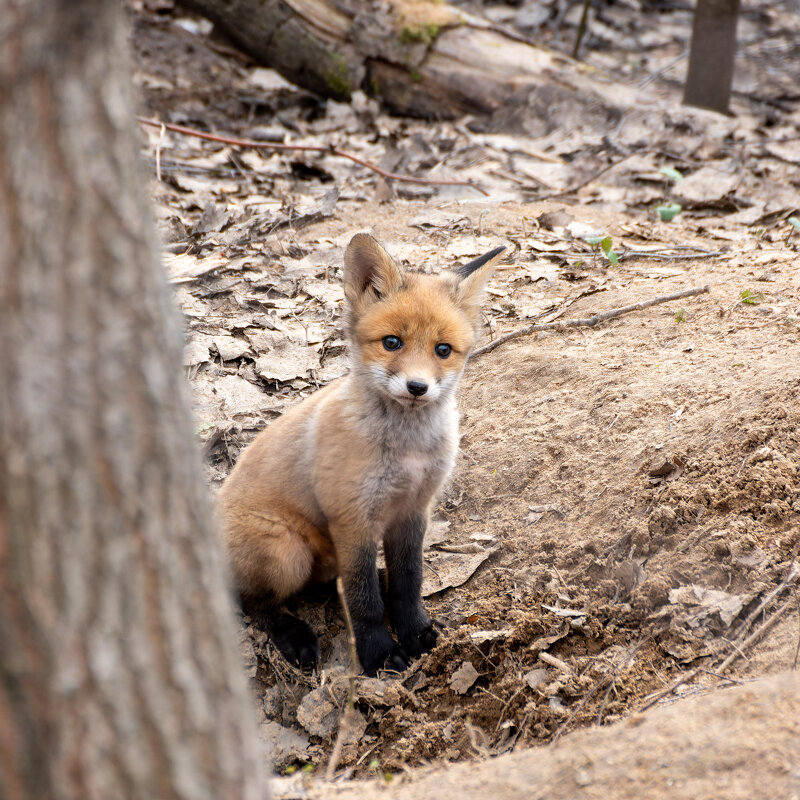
[453,245,506,309]
[344,234,404,304]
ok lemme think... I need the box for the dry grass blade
[325,577,359,781]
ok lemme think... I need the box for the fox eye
[382,335,403,351]
[435,343,452,359]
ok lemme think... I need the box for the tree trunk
[180,0,577,118]
[0,3,265,799]
[683,0,741,114]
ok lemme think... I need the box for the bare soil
[130,0,800,790]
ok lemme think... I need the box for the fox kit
[218,234,504,675]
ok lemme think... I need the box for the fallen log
[179,0,608,119]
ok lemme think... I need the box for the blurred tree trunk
[0,2,265,799]
[683,0,741,113]
[180,0,576,118]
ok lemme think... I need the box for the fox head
[343,233,505,409]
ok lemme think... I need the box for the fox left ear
[453,245,506,309]
[344,233,404,305]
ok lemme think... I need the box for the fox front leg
[384,514,438,657]
[339,540,410,675]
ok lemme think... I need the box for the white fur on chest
[360,398,459,526]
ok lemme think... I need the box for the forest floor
[130,0,800,794]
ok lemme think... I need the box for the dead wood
[138,116,488,193]
[471,285,710,358]
[179,0,616,119]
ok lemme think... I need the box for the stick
[325,577,359,781]
[471,285,710,358]
[640,556,799,712]
[137,117,489,196]
[716,596,795,673]
[527,153,637,200]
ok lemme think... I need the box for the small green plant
[400,23,440,44]
[674,307,686,323]
[789,216,800,232]
[657,203,682,222]
[659,166,685,182]
[368,759,393,782]
[740,289,765,305]
[587,234,619,266]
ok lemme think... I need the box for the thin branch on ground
[638,48,689,88]
[325,577,359,781]
[525,153,637,200]
[717,595,796,673]
[137,117,489,195]
[792,588,799,670]
[726,554,799,651]
[471,285,710,358]
[620,248,724,261]
[639,555,800,712]
[551,638,648,743]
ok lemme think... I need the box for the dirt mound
[307,670,800,800]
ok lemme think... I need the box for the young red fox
[218,234,504,675]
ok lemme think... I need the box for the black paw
[271,612,319,670]
[357,625,410,676]
[399,623,439,658]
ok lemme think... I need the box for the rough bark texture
[180,0,578,118]
[683,0,741,113]
[328,670,800,800]
[0,3,265,799]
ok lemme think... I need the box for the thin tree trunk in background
[683,0,741,113]
[0,2,265,799]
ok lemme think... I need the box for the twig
[725,557,799,652]
[717,595,796,673]
[551,638,648,742]
[471,285,710,358]
[539,652,573,674]
[638,48,689,89]
[137,117,488,196]
[325,577,359,781]
[526,153,637,200]
[572,0,591,58]
[792,588,799,670]
[640,556,800,712]
[620,248,724,262]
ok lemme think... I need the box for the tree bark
[0,3,265,799]
[180,0,577,118]
[683,0,741,114]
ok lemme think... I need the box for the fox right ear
[344,234,404,304]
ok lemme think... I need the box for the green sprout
[587,234,619,266]
[659,166,685,182]
[740,289,765,305]
[657,203,682,222]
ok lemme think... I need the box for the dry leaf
[449,661,479,694]
[255,342,320,383]
[421,547,496,596]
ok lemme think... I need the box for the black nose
[407,380,428,397]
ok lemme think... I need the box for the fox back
[218,234,504,674]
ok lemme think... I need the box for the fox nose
[406,380,428,397]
